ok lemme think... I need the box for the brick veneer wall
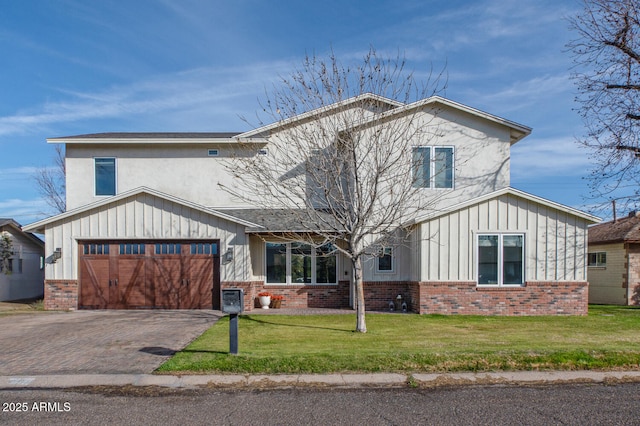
[627,244,640,305]
[46,279,587,314]
[44,280,78,310]
[224,280,352,311]
[411,281,588,315]
[231,280,413,312]
[362,281,412,311]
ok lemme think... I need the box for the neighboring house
[587,211,640,305]
[0,219,45,302]
[24,94,599,314]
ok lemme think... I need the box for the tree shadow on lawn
[241,314,354,333]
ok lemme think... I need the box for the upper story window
[588,252,606,267]
[412,146,454,189]
[477,234,524,286]
[95,158,116,196]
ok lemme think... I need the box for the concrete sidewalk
[2,371,640,390]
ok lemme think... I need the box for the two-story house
[24,94,599,314]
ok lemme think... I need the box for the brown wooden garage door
[79,241,220,309]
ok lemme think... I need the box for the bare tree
[34,144,66,214]
[223,48,445,332]
[568,0,640,211]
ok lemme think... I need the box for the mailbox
[221,288,244,314]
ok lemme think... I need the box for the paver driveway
[0,310,222,375]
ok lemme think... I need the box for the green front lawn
[157,306,640,374]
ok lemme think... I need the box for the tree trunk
[352,256,367,333]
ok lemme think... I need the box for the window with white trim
[265,242,337,285]
[588,252,606,267]
[95,157,116,196]
[412,146,454,189]
[376,247,394,272]
[477,234,524,286]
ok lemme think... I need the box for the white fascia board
[47,137,269,144]
[408,187,601,226]
[345,96,532,144]
[23,187,263,233]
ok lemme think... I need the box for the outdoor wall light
[52,247,62,262]
[224,247,234,263]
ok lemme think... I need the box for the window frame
[412,146,455,189]
[94,157,117,196]
[476,233,525,287]
[588,252,607,267]
[376,247,394,273]
[265,242,338,285]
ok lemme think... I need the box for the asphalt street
[2,383,640,425]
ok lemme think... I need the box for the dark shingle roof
[221,209,339,233]
[589,212,640,244]
[54,132,241,139]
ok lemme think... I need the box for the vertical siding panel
[517,196,526,230]
[429,221,440,281]
[142,196,152,238]
[116,201,125,236]
[459,209,469,280]
[530,202,542,281]
[566,214,577,281]
[126,198,134,237]
[498,196,507,230]
[578,221,588,281]
[487,199,497,230]
[545,208,557,281]
[152,196,163,238]
[448,212,457,281]
[508,195,519,230]
[556,213,567,280]
[478,202,488,230]
[97,206,104,237]
[439,215,450,280]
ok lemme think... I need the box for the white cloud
[0,197,50,224]
[0,61,292,137]
[511,136,592,180]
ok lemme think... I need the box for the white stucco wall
[64,103,514,216]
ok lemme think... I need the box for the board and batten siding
[44,192,250,282]
[413,192,589,283]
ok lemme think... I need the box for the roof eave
[408,187,600,226]
[23,187,262,233]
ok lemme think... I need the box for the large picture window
[95,157,116,196]
[477,234,524,286]
[265,242,337,285]
[412,146,454,189]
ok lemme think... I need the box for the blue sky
[0,0,599,225]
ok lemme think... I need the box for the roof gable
[0,218,44,247]
[23,187,261,233]
[238,93,403,138]
[346,96,532,145]
[409,187,600,225]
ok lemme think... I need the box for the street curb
[2,371,640,390]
